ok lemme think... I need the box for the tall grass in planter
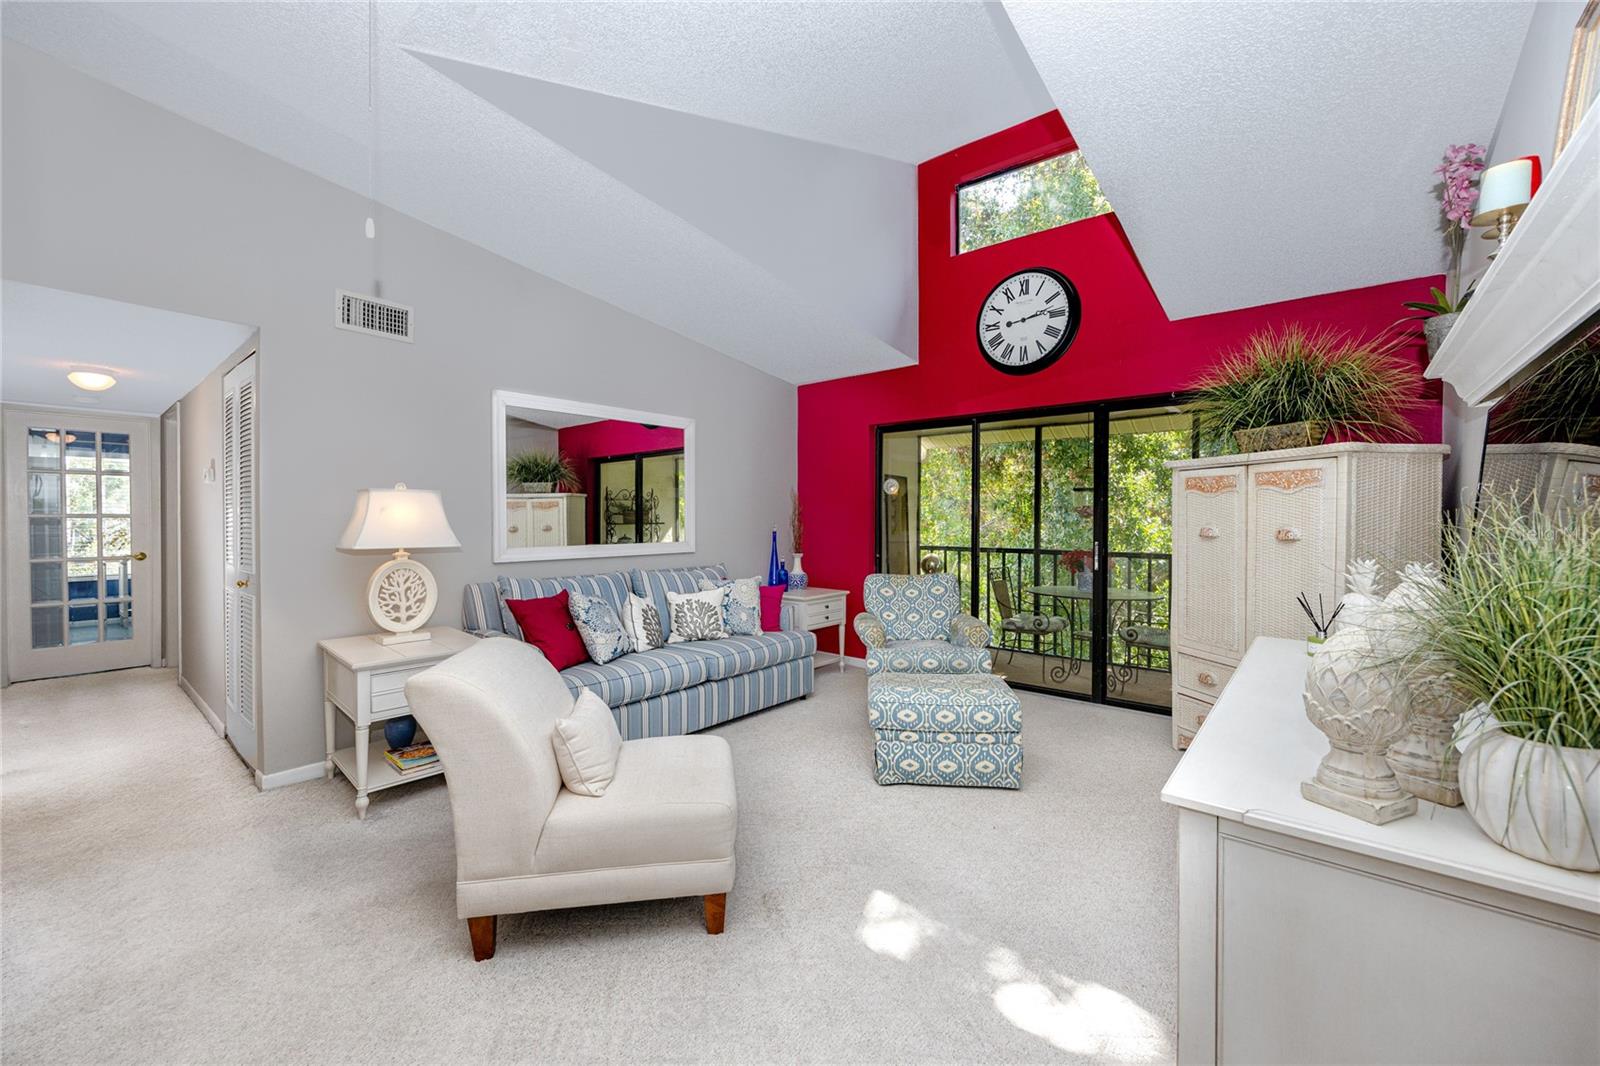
[1488,339,1600,446]
[507,451,579,493]
[1392,499,1600,870]
[1192,325,1421,453]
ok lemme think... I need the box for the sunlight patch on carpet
[856,889,946,961]
[987,947,1170,1061]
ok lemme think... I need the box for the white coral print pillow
[622,593,665,651]
[666,587,729,643]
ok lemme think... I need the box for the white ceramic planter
[1458,710,1600,872]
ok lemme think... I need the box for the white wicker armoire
[1164,443,1449,750]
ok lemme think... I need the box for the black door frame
[592,447,685,545]
[872,390,1193,715]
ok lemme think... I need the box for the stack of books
[384,743,440,774]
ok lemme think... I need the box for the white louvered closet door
[222,355,259,769]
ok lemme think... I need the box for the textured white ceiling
[2,282,255,415]
[0,2,1048,383]
[1003,1,1534,320]
[411,50,917,356]
[0,1,1542,374]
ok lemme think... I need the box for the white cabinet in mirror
[492,390,695,562]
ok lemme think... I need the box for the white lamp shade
[338,484,460,551]
[1471,157,1538,224]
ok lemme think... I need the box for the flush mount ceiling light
[67,370,117,392]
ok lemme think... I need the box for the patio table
[1025,584,1165,690]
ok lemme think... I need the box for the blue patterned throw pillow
[567,591,633,665]
[700,577,762,636]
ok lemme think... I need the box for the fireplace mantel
[1426,104,1599,406]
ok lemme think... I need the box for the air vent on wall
[335,289,413,342]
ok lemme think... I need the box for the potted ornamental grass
[506,450,578,494]
[1390,498,1600,871]
[1192,324,1421,453]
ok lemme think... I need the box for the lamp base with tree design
[367,548,439,645]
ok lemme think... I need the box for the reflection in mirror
[494,391,692,561]
[1480,326,1600,520]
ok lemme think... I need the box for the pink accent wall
[557,420,684,541]
[797,111,1444,659]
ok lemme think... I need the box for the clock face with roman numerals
[975,267,1081,375]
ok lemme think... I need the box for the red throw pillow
[505,590,590,671]
[758,584,785,633]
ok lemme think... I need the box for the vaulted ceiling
[1,2,1535,382]
[1005,1,1533,320]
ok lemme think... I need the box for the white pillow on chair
[551,689,624,797]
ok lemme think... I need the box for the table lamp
[1470,155,1542,249]
[337,483,460,645]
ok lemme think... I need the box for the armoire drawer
[1174,693,1214,736]
[1174,652,1235,699]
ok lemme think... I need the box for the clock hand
[1004,309,1051,328]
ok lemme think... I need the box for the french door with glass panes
[5,412,157,681]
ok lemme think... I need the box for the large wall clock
[975,267,1081,375]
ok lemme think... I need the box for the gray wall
[3,42,798,775]
[1443,0,1587,510]
[505,418,560,466]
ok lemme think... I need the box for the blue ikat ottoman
[866,672,1022,789]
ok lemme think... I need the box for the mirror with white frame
[492,390,694,562]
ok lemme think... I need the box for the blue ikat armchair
[854,574,992,676]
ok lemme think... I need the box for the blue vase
[777,563,789,588]
[767,529,783,587]
[384,715,417,750]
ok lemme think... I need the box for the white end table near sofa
[320,626,479,819]
[782,586,848,673]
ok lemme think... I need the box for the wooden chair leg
[468,915,497,961]
[704,893,726,935]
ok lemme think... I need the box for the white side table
[319,627,480,819]
[782,587,848,673]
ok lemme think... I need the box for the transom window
[957,150,1112,254]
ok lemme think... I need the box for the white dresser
[1163,638,1599,1065]
[1164,443,1447,749]
[505,492,586,548]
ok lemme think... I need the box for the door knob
[236,578,250,588]
[133,551,148,561]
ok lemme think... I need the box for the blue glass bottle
[767,529,783,587]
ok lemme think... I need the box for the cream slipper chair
[405,638,737,961]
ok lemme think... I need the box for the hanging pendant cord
[368,0,382,297]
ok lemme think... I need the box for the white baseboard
[817,652,867,669]
[254,761,327,791]
[179,676,225,737]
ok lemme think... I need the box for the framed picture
[1555,1,1600,159]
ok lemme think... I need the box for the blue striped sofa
[462,565,815,740]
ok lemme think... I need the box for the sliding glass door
[876,399,1195,711]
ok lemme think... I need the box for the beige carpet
[1,665,1180,1064]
